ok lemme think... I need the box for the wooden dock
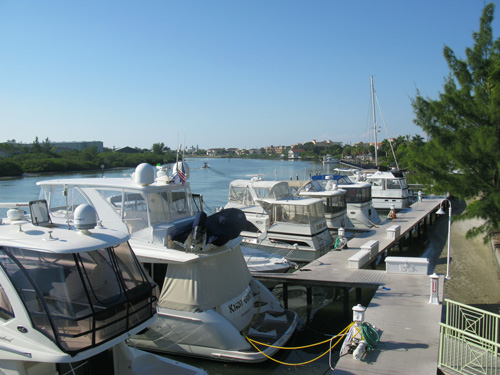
[255,197,447,374]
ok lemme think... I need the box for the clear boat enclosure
[368,173,409,191]
[289,180,348,215]
[0,242,155,355]
[309,176,372,205]
[39,183,197,244]
[269,200,326,229]
[228,180,292,206]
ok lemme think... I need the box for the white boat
[225,178,333,263]
[366,168,412,210]
[36,163,297,363]
[322,155,338,165]
[311,175,381,229]
[287,179,354,233]
[0,201,205,375]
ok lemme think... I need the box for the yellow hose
[244,322,355,366]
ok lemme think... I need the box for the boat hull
[128,280,297,363]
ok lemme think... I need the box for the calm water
[0,158,430,374]
[0,157,333,209]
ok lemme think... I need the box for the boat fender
[353,340,366,360]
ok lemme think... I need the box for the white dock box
[387,225,401,240]
[385,257,430,275]
[361,240,379,258]
[348,250,371,269]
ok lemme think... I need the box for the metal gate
[439,299,500,374]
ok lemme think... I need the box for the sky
[1,1,499,151]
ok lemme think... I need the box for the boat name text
[227,291,253,314]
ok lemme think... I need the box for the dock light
[338,227,345,238]
[429,273,440,305]
[352,304,366,325]
[436,199,452,280]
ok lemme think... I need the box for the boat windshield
[272,202,325,225]
[228,185,254,205]
[102,188,194,231]
[344,186,372,204]
[325,194,347,214]
[41,186,89,220]
[388,178,407,189]
[253,183,291,200]
[0,243,155,355]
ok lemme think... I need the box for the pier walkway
[255,197,447,374]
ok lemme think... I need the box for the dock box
[361,240,379,258]
[387,225,401,240]
[348,250,371,269]
[385,257,430,275]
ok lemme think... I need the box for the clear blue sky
[1,1,498,151]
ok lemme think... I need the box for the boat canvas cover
[171,208,247,246]
[157,245,252,312]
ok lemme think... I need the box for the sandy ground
[426,199,500,314]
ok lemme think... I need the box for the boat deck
[255,197,446,374]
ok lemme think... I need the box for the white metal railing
[439,299,500,374]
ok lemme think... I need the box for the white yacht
[366,169,412,210]
[311,175,381,229]
[224,178,333,263]
[0,201,205,375]
[36,164,297,363]
[322,155,338,165]
[287,179,354,233]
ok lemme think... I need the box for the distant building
[243,148,261,155]
[206,148,225,156]
[53,141,103,153]
[312,139,343,147]
[288,148,305,160]
[115,146,141,154]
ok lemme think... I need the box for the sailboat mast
[371,75,378,166]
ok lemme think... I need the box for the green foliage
[152,143,165,155]
[0,159,23,177]
[409,3,500,239]
[0,141,177,176]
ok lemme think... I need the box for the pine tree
[409,3,500,239]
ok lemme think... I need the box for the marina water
[0,158,431,374]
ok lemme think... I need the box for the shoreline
[430,199,500,314]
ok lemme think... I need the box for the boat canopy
[367,171,408,189]
[312,175,353,185]
[39,183,196,244]
[158,246,251,312]
[228,180,291,206]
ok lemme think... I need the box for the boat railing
[438,299,500,374]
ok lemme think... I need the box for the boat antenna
[182,134,186,166]
[371,75,378,166]
[64,185,70,229]
[175,133,180,166]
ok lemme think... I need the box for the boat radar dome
[134,163,155,186]
[74,204,97,231]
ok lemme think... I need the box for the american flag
[177,166,186,185]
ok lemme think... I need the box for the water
[0,158,432,374]
[186,157,332,211]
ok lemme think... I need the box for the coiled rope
[244,322,355,366]
[361,322,379,351]
[334,236,347,250]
